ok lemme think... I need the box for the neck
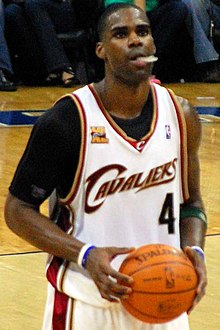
[94,77,151,119]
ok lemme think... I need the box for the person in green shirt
[105,0,158,11]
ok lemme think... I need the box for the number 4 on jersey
[159,193,175,234]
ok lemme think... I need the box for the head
[96,4,156,86]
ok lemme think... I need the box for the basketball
[119,244,198,324]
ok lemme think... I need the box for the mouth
[129,54,158,68]
[130,54,158,63]
[135,55,158,63]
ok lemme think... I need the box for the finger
[110,275,133,300]
[98,270,133,300]
[193,261,207,298]
[187,283,204,314]
[108,267,134,285]
[196,276,207,301]
[187,282,206,314]
[184,246,207,313]
[108,247,136,260]
[100,291,120,303]
[101,288,131,301]
[187,300,197,314]
[98,281,131,302]
[104,289,131,301]
[111,280,132,294]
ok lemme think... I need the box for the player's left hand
[184,246,207,313]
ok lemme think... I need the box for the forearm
[180,217,206,250]
[180,199,207,250]
[180,162,207,250]
[5,193,84,262]
[134,0,146,10]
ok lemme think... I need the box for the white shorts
[42,283,190,330]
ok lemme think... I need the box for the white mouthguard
[136,55,158,63]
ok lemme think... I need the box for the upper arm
[9,97,80,206]
[9,115,63,205]
[178,96,204,208]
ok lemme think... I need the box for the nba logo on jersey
[165,125,171,139]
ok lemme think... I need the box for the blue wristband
[191,246,205,260]
[81,245,96,269]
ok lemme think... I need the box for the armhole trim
[167,89,189,202]
[59,94,87,205]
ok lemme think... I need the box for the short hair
[97,3,144,41]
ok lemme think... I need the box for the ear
[96,42,106,60]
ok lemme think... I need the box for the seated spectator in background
[24,0,81,87]
[0,0,16,91]
[4,0,47,85]
[182,0,220,82]
[211,0,220,52]
[211,0,220,31]
[5,0,81,87]
[5,0,103,86]
[105,0,192,83]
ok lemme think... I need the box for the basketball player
[4,4,207,330]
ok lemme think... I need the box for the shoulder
[34,95,81,140]
[176,96,201,152]
[176,96,200,129]
[176,96,196,116]
[38,95,78,127]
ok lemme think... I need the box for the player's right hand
[85,246,135,302]
[184,246,207,313]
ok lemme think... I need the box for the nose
[128,31,142,47]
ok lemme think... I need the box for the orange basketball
[119,244,198,324]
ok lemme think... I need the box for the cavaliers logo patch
[91,126,109,144]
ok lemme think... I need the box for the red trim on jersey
[46,257,64,289]
[52,290,69,330]
[88,83,158,153]
[46,205,72,291]
[167,90,189,202]
[60,93,87,205]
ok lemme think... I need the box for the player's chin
[135,67,152,80]
[125,71,150,86]
[134,73,150,85]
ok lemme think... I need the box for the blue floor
[0,110,46,126]
[0,107,219,126]
[196,107,220,117]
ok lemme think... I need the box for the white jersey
[46,82,189,308]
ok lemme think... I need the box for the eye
[112,28,128,39]
[114,31,127,38]
[137,26,150,37]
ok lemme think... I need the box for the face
[96,7,156,86]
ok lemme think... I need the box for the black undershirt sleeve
[9,97,81,206]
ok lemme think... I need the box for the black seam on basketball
[124,261,195,276]
[132,287,197,294]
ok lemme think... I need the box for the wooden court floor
[0,82,219,329]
